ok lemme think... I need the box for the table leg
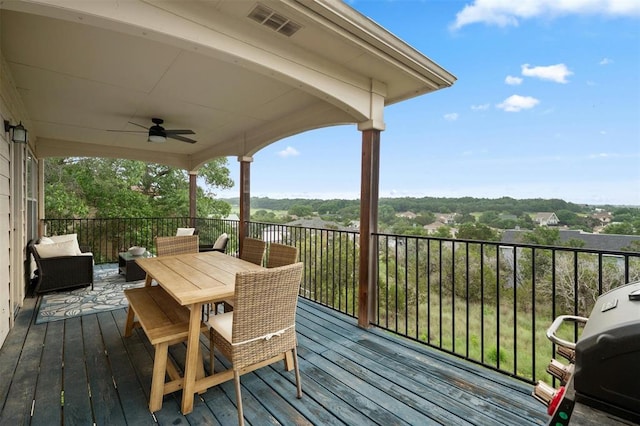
[181,302,203,414]
[144,273,153,287]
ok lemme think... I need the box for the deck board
[31,320,64,425]
[97,311,156,425]
[0,285,548,426]
[63,317,93,425]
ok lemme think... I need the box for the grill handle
[546,315,588,349]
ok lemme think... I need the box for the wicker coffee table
[118,251,153,282]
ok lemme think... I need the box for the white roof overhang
[0,0,456,170]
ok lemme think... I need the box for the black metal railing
[247,221,360,316]
[44,217,239,263]
[373,233,640,384]
[41,217,640,384]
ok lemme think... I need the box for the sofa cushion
[48,233,82,255]
[34,240,78,258]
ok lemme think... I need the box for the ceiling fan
[108,117,196,144]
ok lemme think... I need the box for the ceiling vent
[248,3,301,37]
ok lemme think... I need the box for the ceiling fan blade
[107,129,146,133]
[165,129,195,135]
[128,121,150,130]
[168,134,197,144]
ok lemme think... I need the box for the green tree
[414,212,436,226]
[604,222,637,235]
[379,205,396,223]
[556,209,579,226]
[520,227,561,246]
[456,223,500,241]
[432,226,452,238]
[252,210,278,222]
[457,212,476,224]
[478,211,500,227]
[288,204,313,217]
[44,157,233,219]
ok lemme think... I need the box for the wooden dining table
[135,251,264,414]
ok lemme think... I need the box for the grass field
[376,289,579,385]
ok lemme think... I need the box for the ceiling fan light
[148,124,166,143]
[148,134,167,143]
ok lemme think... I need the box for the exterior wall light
[4,120,28,143]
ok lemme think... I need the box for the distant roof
[502,229,640,252]
[286,217,351,231]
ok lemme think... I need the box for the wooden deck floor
[0,292,548,425]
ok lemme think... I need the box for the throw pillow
[34,240,77,258]
[48,233,82,255]
[176,227,196,236]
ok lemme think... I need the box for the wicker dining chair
[155,235,199,256]
[206,262,304,426]
[216,237,267,314]
[266,243,299,268]
[239,237,266,266]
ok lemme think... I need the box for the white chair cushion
[38,236,55,244]
[206,311,233,343]
[34,240,77,258]
[176,227,196,236]
[48,233,82,255]
[213,233,228,250]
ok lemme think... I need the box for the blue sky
[213,0,640,206]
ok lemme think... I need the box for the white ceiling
[1,0,455,171]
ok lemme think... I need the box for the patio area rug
[35,264,145,324]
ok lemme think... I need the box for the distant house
[261,225,287,243]
[424,221,458,237]
[592,212,613,225]
[396,211,417,219]
[424,221,446,234]
[534,212,559,226]
[436,213,457,224]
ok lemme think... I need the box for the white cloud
[522,63,573,83]
[444,113,459,121]
[599,57,613,65]
[277,146,300,158]
[505,75,523,85]
[496,95,540,112]
[451,0,640,30]
[471,103,490,111]
[588,152,620,159]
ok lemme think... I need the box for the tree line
[229,196,640,237]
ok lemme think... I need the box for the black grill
[533,281,640,425]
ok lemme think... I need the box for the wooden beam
[189,172,197,227]
[239,157,252,253]
[358,128,380,328]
